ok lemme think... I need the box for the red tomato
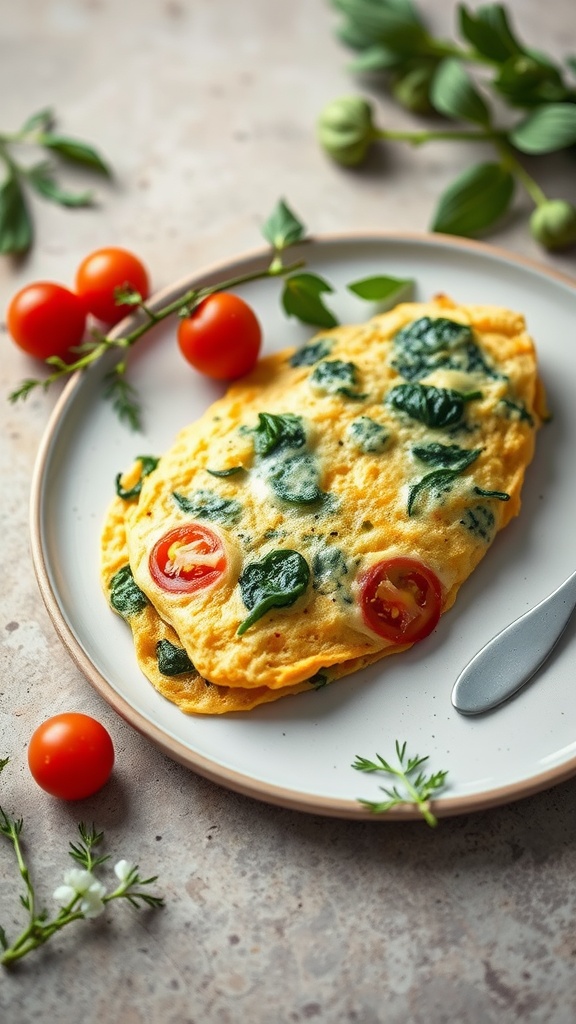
[28,713,114,800]
[75,246,150,325]
[6,282,86,361]
[150,523,227,593]
[177,292,262,380]
[359,557,442,644]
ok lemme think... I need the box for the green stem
[494,138,548,208]
[374,127,500,146]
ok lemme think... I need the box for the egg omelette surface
[100,296,546,710]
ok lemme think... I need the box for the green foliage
[172,489,243,525]
[387,382,481,428]
[115,455,159,501]
[325,1,576,248]
[0,107,111,254]
[237,549,311,635]
[353,740,449,826]
[282,272,338,328]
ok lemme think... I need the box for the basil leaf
[458,4,522,62]
[172,489,242,524]
[0,175,32,254]
[499,397,534,425]
[110,565,148,618]
[510,103,576,153]
[408,469,459,515]
[289,338,333,368]
[249,412,307,456]
[431,162,514,237]
[267,453,323,504]
[156,639,195,677]
[38,134,111,175]
[431,58,491,125]
[387,383,480,428]
[310,359,366,399]
[26,163,94,208]
[261,198,306,250]
[347,274,413,303]
[115,455,159,501]
[282,273,338,328]
[237,549,310,635]
[412,442,481,471]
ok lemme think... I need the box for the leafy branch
[0,807,163,965]
[353,740,448,826]
[319,2,576,249]
[8,198,411,430]
[0,108,111,255]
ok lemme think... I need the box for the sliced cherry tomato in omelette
[358,557,442,644]
[149,523,227,593]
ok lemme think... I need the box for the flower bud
[530,200,576,251]
[392,66,434,115]
[317,96,376,167]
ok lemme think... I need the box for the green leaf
[348,44,405,72]
[261,198,306,250]
[495,55,570,108]
[115,455,159,501]
[39,134,111,175]
[567,56,576,78]
[26,163,94,207]
[431,162,514,237]
[237,549,310,635]
[510,103,576,153]
[20,107,56,134]
[458,4,522,62]
[110,565,149,619]
[282,272,338,328]
[172,489,242,525]
[331,0,429,54]
[0,174,32,254]
[249,411,307,457]
[156,639,195,677]
[431,59,491,125]
[387,383,481,428]
[347,274,413,302]
[267,454,323,504]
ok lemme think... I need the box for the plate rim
[29,229,576,821]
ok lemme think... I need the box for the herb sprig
[319,2,576,249]
[353,740,448,826]
[9,198,411,429]
[0,762,163,965]
[0,108,111,255]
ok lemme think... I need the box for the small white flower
[79,880,107,919]
[114,859,135,884]
[53,868,107,918]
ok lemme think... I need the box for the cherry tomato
[27,713,114,800]
[177,292,262,380]
[359,557,442,644]
[6,282,86,361]
[150,523,227,593]
[75,246,150,325]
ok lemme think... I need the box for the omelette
[100,296,546,712]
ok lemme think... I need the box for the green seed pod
[530,200,576,251]
[317,96,376,167]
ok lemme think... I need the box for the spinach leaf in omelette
[115,455,159,501]
[110,565,149,618]
[249,412,307,456]
[387,383,482,428]
[156,639,195,676]
[267,453,323,504]
[289,338,333,367]
[347,416,390,454]
[237,549,310,635]
[172,489,242,525]
[391,317,500,382]
[310,359,367,400]
[412,442,482,472]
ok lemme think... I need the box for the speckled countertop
[2,2,576,1021]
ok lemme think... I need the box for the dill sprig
[352,740,448,827]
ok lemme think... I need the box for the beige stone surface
[1,1,576,1021]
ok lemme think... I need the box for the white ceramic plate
[31,234,576,820]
